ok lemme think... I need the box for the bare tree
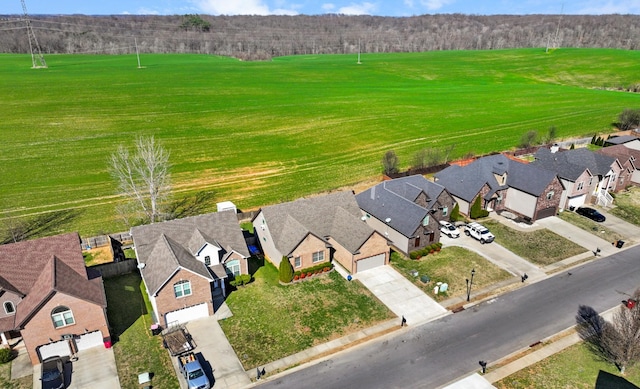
[382,150,399,176]
[110,136,171,225]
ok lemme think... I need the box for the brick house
[435,154,564,221]
[253,191,390,274]
[355,175,457,255]
[596,144,638,189]
[0,233,109,365]
[131,210,250,326]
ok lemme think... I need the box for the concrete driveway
[33,347,120,389]
[536,215,618,257]
[353,265,449,326]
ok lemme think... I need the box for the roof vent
[385,218,391,223]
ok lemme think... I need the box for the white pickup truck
[464,222,495,244]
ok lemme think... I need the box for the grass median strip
[219,261,394,369]
[483,220,585,266]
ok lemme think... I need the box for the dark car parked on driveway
[576,207,606,222]
[41,356,65,389]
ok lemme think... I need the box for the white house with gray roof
[435,154,564,222]
[356,175,456,255]
[131,210,250,326]
[253,191,390,274]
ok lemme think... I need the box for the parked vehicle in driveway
[41,356,65,389]
[576,207,606,222]
[162,323,195,356]
[178,352,210,389]
[439,220,460,238]
[464,222,495,244]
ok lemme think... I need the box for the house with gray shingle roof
[597,144,638,188]
[253,191,389,274]
[131,210,250,326]
[533,147,623,207]
[435,154,564,221]
[604,135,640,148]
[356,175,456,255]
[0,232,109,365]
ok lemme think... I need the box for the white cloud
[338,2,378,15]
[322,3,336,11]
[577,0,640,14]
[404,0,414,7]
[420,0,454,11]
[195,0,298,15]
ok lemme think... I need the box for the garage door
[356,253,386,273]
[75,330,104,351]
[37,339,71,361]
[164,303,209,326]
[536,207,557,220]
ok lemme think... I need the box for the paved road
[256,244,640,389]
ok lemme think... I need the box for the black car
[41,356,65,389]
[576,207,606,222]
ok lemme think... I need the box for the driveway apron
[33,347,120,389]
[354,266,449,326]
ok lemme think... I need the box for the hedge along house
[253,191,390,275]
[131,210,250,326]
[435,154,564,222]
[0,233,110,365]
[355,175,456,256]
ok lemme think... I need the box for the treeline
[1,13,639,60]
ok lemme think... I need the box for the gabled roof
[435,154,558,202]
[0,233,104,332]
[259,191,377,256]
[531,148,591,181]
[597,144,640,169]
[131,211,248,296]
[356,175,447,238]
[534,147,617,178]
[15,256,106,328]
[605,135,639,145]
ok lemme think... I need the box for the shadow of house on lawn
[104,272,149,341]
[596,370,640,389]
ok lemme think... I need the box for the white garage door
[356,253,386,273]
[165,303,209,326]
[38,339,71,361]
[75,330,104,351]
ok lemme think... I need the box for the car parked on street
[576,207,606,222]
[41,356,65,389]
[439,220,460,238]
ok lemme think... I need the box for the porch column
[222,279,227,297]
[1,332,7,345]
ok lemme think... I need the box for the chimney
[550,144,559,153]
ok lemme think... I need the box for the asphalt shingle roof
[533,147,615,179]
[131,211,249,296]
[260,191,375,256]
[356,175,446,238]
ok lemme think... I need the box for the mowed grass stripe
[1,48,639,235]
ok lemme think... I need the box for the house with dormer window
[131,210,250,326]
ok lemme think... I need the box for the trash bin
[420,275,430,283]
[103,337,112,349]
[616,240,625,248]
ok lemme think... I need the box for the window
[441,207,448,216]
[226,260,241,277]
[547,191,554,200]
[294,256,301,268]
[577,182,584,191]
[173,280,192,298]
[51,306,74,328]
[3,302,14,315]
[312,251,324,263]
[204,256,211,266]
[422,215,430,226]
[415,236,420,247]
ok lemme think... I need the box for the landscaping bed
[495,341,640,388]
[391,248,511,301]
[219,262,394,369]
[104,273,179,389]
[483,220,585,266]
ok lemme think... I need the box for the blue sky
[9,0,640,16]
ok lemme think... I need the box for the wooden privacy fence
[81,232,131,250]
[89,259,138,279]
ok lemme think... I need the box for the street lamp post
[466,268,476,302]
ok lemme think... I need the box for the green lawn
[391,248,512,301]
[483,220,586,266]
[104,273,179,389]
[0,362,31,389]
[219,261,394,369]
[557,209,625,244]
[1,49,640,236]
[495,342,640,389]
[611,187,640,226]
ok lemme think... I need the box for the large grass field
[2,48,640,236]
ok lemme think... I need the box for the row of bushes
[229,274,252,287]
[293,262,333,281]
[409,242,443,259]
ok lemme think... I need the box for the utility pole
[21,0,47,68]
